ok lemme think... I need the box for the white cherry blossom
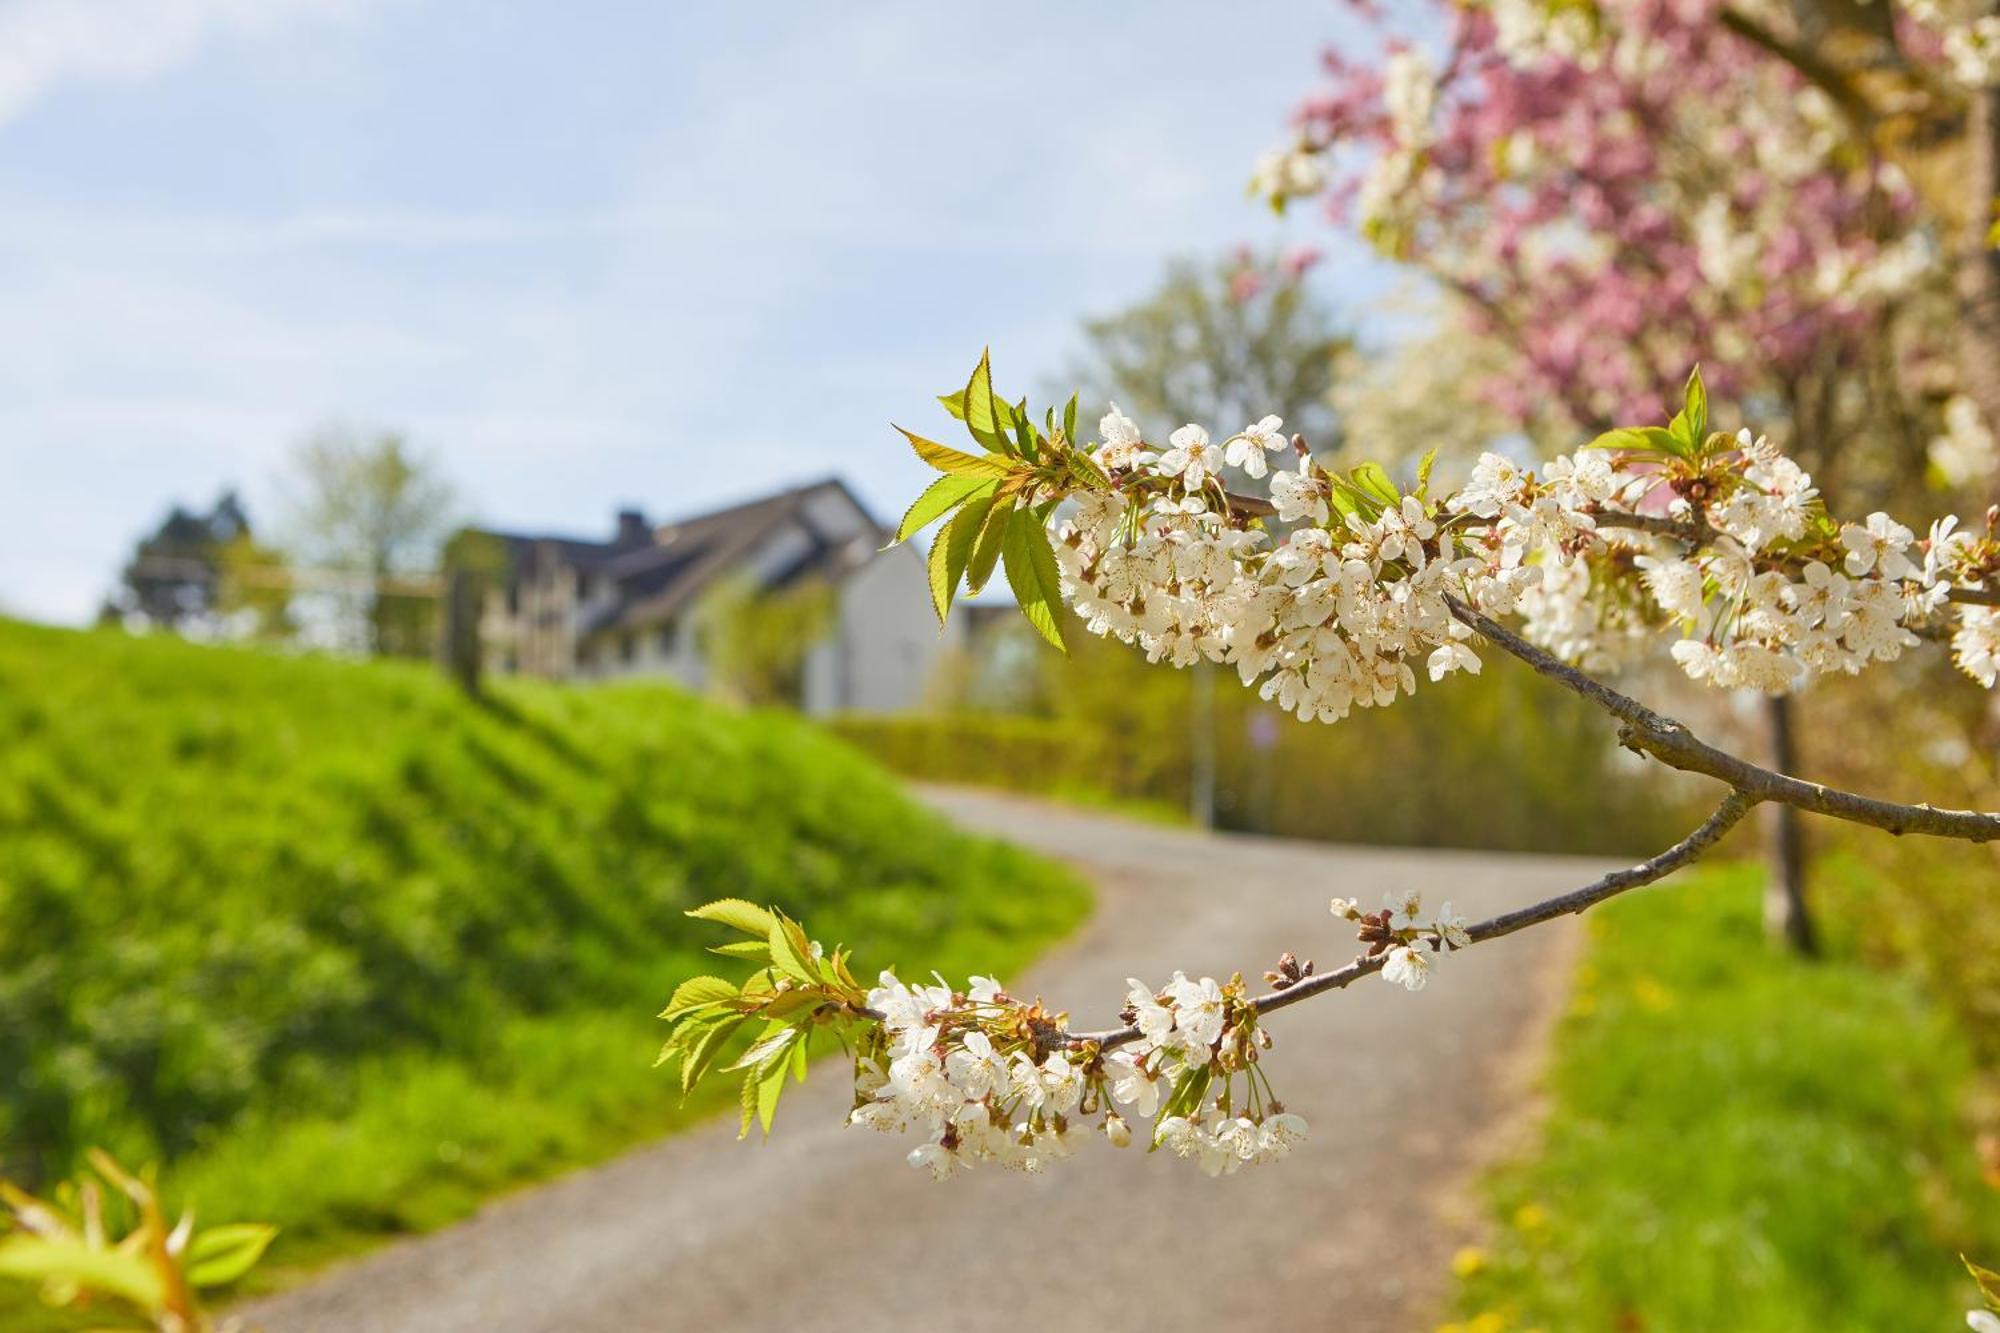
[1382,944,1432,991]
[1224,414,1288,479]
[1158,425,1224,490]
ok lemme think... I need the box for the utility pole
[1190,660,1217,829]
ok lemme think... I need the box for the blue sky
[0,0,1396,624]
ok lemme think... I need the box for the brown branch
[1443,595,2000,841]
[848,505,1998,1059]
[1065,792,1756,1051]
[1716,7,1878,130]
[1224,491,1277,520]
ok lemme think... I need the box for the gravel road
[243,788,1604,1333]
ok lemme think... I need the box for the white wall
[805,544,956,715]
[576,615,707,688]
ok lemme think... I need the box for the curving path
[243,788,1604,1333]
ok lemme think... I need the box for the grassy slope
[1446,863,2000,1332]
[0,621,1088,1295]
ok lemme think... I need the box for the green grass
[1446,862,2000,1333]
[0,620,1089,1311]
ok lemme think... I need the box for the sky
[0,0,1400,625]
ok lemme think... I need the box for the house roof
[471,478,887,639]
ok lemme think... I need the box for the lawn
[0,620,1089,1314]
[1444,862,2000,1332]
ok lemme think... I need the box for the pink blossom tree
[1256,0,1997,946]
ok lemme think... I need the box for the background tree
[705,577,836,708]
[1060,248,1350,461]
[283,428,457,657]
[214,531,295,641]
[99,491,253,635]
[1259,0,2000,950]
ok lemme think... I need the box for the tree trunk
[1957,85,2000,452]
[1761,693,1818,955]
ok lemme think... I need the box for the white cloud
[0,0,359,129]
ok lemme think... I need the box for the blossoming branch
[656,351,2000,1184]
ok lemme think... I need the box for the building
[471,479,952,713]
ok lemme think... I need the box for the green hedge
[835,628,1698,855]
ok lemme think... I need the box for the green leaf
[963,492,1014,595]
[962,350,1008,454]
[1415,448,1438,498]
[755,1059,788,1136]
[685,899,777,938]
[767,917,822,985]
[1350,462,1401,506]
[1063,392,1079,445]
[1064,447,1111,492]
[1584,426,1684,457]
[728,1025,801,1073]
[897,426,1014,478]
[708,939,772,962]
[1150,1065,1212,1149]
[0,1235,167,1311]
[893,474,992,546]
[660,975,739,1020]
[927,492,996,624]
[1965,1254,2000,1310]
[1011,395,1038,461]
[789,1027,811,1083]
[1001,510,1067,654]
[737,1063,759,1139]
[1327,482,1360,522]
[681,1014,750,1093]
[1666,367,1706,456]
[1682,365,1707,441]
[185,1223,279,1288]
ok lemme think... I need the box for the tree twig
[1064,791,1757,1051]
[1443,595,2000,841]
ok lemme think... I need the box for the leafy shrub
[0,621,1087,1207]
[837,623,1701,855]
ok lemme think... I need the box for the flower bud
[1104,1112,1132,1149]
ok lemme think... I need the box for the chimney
[614,507,649,549]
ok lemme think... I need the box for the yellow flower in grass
[1512,1201,1549,1233]
[1631,975,1674,1012]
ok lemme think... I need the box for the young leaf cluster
[891,350,1108,652]
[0,1150,276,1331]
[657,900,869,1139]
[1584,366,1713,462]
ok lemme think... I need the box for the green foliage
[1452,863,2000,1331]
[0,619,1088,1284]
